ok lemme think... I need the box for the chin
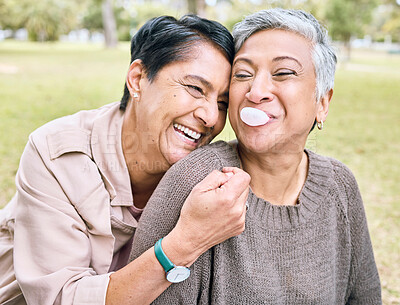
[238,132,270,151]
[165,150,193,166]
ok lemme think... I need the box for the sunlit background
[0,0,399,50]
[0,0,399,304]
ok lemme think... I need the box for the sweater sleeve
[13,136,113,305]
[340,167,382,305]
[129,143,230,304]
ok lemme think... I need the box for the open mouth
[173,123,202,143]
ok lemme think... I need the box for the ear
[316,89,333,123]
[126,59,145,98]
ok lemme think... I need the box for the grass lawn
[1,41,399,304]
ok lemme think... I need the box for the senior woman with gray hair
[128,8,381,304]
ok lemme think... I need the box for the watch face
[166,266,191,283]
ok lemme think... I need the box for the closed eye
[186,85,204,96]
[273,71,296,76]
[233,73,252,79]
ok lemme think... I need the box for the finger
[195,170,234,192]
[219,170,251,195]
[222,167,243,174]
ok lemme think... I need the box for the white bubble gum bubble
[240,107,270,126]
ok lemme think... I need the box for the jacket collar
[90,102,133,207]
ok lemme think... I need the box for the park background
[0,0,399,303]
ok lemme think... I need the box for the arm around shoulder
[106,144,250,304]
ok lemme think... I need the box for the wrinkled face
[229,29,320,154]
[132,42,231,168]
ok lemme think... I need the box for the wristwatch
[154,238,191,283]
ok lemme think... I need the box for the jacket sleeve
[13,135,113,305]
[344,170,381,305]
[129,145,225,305]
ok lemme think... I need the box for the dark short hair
[120,14,234,110]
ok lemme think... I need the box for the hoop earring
[317,120,324,130]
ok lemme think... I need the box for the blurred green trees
[0,0,81,41]
[0,0,399,46]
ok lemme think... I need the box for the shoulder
[157,141,240,192]
[307,150,361,213]
[17,103,121,206]
[28,102,120,159]
[307,150,358,189]
[189,140,240,166]
[171,140,240,175]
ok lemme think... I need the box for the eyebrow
[184,75,213,91]
[233,56,303,68]
[184,75,229,99]
[232,57,254,67]
[272,56,303,68]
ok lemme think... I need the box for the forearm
[106,232,202,305]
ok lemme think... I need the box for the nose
[245,74,274,104]
[194,99,219,128]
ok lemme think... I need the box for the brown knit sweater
[129,141,381,305]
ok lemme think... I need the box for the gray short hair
[233,8,337,101]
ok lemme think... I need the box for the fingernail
[225,172,234,178]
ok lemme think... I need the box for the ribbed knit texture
[129,141,381,305]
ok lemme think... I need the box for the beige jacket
[0,102,138,305]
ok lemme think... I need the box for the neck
[122,148,167,209]
[238,145,308,206]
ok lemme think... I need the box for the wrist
[154,238,191,283]
[161,229,203,267]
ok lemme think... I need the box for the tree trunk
[101,0,117,48]
[187,0,197,14]
[187,0,206,17]
[344,35,352,61]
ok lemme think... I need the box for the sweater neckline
[221,142,333,230]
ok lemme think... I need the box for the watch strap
[154,238,175,272]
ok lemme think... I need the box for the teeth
[173,123,202,140]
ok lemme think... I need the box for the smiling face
[229,29,329,155]
[123,41,231,172]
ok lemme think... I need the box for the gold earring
[317,120,324,130]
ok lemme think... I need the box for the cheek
[214,111,227,134]
[228,83,246,117]
[227,107,240,134]
[229,81,248,99]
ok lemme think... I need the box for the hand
[163,167,251,266]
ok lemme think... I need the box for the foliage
[0,0,12,28]
[1,0,400,44]
[219,0,327,31]
[80,1,180,42]
[325,0,378,42]
[0,0,83,41]
[382,3,400,42]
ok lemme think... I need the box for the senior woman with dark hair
[0,15,251,305]
[129,8,382,304]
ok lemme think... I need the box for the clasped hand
[167,167,251,266]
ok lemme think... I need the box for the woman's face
[229,29,322,155]
[128,42,231,168]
